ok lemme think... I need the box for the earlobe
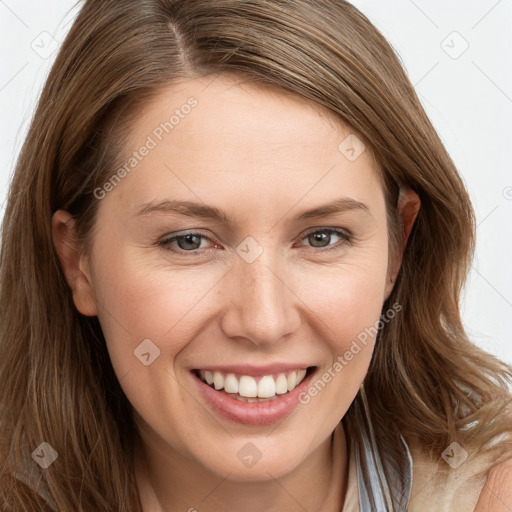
[52,210,98,316]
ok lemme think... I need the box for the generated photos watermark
[298,302,402,405]
[93,96,198,200]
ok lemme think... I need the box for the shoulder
[474,456,512,512]
[407,443,492,512]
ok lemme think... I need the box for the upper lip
[193,363,314,376]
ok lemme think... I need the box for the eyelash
[157,227,353,256]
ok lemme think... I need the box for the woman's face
[57,74,405,480]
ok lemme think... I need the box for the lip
[191,366,317,426]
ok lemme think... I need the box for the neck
[134,422,348,512]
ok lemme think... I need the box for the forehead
[128,74,364,153]
[107,74,385,218]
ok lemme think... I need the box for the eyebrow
[135,197,371,223]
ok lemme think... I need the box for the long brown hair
[1,0,511,510]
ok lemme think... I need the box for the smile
[191,366,317,425]
[196,368,309,401]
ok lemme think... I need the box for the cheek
[89,253,226,444]
[299,244,389,361]
[294,260,390,419]
[91,254,223,371]
[302,244,390,338]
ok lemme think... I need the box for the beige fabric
[341,441,491,512]
[407,445,489,512]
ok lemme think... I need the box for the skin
[53,74,421,511]
[474,459,512,511]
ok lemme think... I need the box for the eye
[157,227,353,256]
[158,231,217,255]
[296,227,353,252]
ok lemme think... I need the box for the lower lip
[192,369,316,426]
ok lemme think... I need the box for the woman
[1,1,511,510]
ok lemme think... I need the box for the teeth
[213,372,224,390]
[198,368,309,398]
[224,373,239,394]
[275,373,288,394]
[258,375,275,398]
[234,394,280,402]
[287,371,296,391]
[239,375,258,397]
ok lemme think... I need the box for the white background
[1,1,511,363]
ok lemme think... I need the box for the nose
[219,249,301,347]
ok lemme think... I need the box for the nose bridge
[220,245,300,345]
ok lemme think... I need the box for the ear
[384,187,421,299]
[52,210,98,316]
